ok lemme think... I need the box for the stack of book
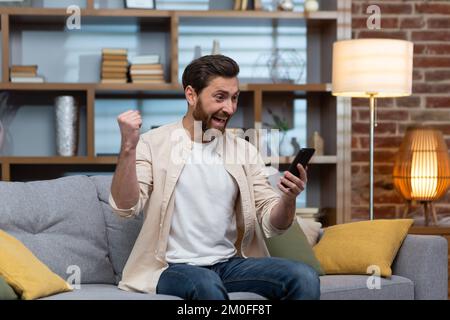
[129,55,164,84]
[295,207,323,222]
[10,65,45,83]
[101,48,129,84]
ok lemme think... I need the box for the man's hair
[182,55,240,95]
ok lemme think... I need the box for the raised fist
[117,110,142,151]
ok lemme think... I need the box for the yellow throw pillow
[0,230,72,300]
[313,219,414,277]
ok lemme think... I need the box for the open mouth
[211,116,227,126]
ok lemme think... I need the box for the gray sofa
[0,175,447,300]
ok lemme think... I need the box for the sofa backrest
[0,175,116,285]
[90,176,144,284]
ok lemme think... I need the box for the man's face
[191,77,239,133]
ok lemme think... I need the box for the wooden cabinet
[0,0,352,226]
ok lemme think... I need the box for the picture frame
[124,0,155,9]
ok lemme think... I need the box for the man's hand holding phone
[277,148,315,200]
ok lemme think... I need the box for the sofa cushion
[0,276,18,300]
[313,219,414,277]
[90,176,143,283]
[39,284,266,300]
[0,230,72,300]
[319,275,414,300]
[264,220,324,275]
[0,176,115,285]
[39,284,180,300]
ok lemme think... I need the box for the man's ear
[185,85,197,107]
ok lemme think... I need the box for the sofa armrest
[392,234,448,300]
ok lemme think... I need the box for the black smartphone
[288,148,315,178]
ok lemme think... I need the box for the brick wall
[351,1,450,221]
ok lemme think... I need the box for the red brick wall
[351,1,450,221]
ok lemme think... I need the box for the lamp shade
[393,126,450,202]
[332,39,414,97]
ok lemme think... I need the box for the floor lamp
[332,39,414,220]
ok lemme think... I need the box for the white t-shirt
[165,138,239,266]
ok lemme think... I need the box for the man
[109,55,320,300]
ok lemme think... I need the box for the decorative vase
[55,96,79,157]
[279,131,294,156]
[211,40,221,55]
[278,0,294,11]
[304,0,319,12]
[311,131,324,155]
[193,45,202,60]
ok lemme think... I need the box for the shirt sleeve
[248,143,291,238]
[109,137,153,218]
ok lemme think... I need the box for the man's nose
[222,98,235,116]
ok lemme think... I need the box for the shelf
[0,82,91,91]
[176,10,338,20]
[0,8,337,20]
[246,83,332,92]
[95,82,178,93]
[0,82,332,93]
[1,8,338,29]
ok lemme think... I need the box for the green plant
[263,108,289,132]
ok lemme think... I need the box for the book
[102,48,128,55]
[102,67,128,73]
[11,65,38,73]
[10,72,37,78]
[101,79,128,84]
[131,75,165,80]
[241,0,248,10]
[11,76,45,83]
[101,72,128,79]
[130,69,164,75]
[132,79,166,84]
[102,54,128,61]
[233,0,241,10]
[130,55,160,65]
[102,60,129,67]
[130,64,163,70]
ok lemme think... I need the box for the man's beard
[192,99,230,133]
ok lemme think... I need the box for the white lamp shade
[332,39,414,97]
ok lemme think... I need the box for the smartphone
[288,148,315,178]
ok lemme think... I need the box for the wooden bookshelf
[0,7,338,20]
[0,82,331,93]
[0,1,352,225]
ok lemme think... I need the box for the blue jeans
[156,256,320,300]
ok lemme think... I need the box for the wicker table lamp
[393,126,450,225]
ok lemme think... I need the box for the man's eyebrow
[212,89,240,95]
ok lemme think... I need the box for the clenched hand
[117,110,142,152]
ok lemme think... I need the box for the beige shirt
[109,120,285,293]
